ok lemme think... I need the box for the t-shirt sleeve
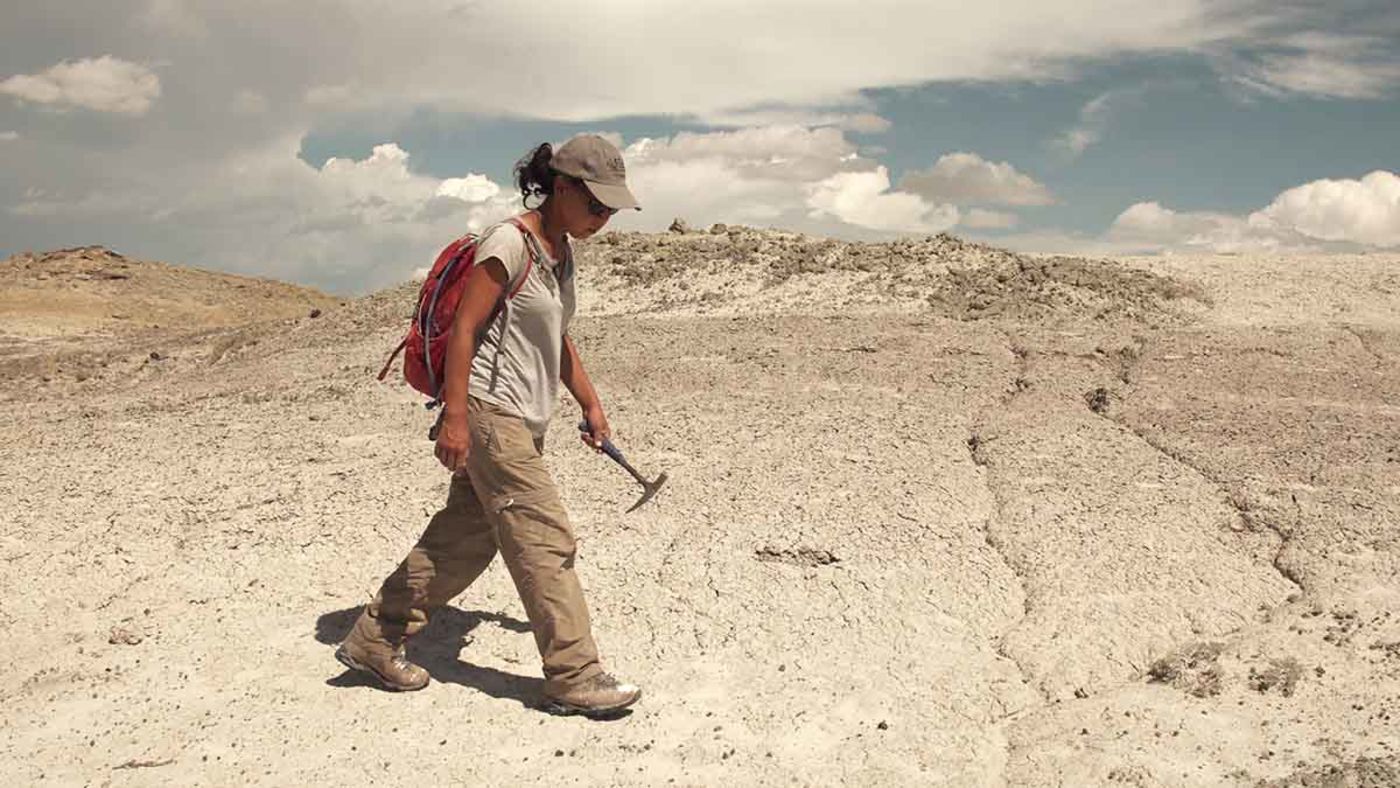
[472,223,530,291]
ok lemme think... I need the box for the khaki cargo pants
[346,396,602,691]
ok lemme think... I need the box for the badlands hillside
[0,245,339,381]
[1,228,1398,786]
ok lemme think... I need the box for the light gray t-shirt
[467,220,575,438]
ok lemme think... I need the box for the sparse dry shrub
[927,255,1207,323]
[1147,641,1226,697]
[1248,657,1302,697]
[1255,756,1400,788]
[1085,386,1112,414]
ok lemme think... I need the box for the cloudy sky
[2,1,1398,293]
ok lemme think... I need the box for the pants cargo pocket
[465,396,601,684]
[489,490,577,562]
[485,490,599,683]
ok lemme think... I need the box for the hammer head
[626,472,668,513]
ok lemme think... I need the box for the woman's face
[556,176,617,239]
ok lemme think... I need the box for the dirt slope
[0,245,339,382]
[1,232,1397,786]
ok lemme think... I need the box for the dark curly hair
[513,143,556,208]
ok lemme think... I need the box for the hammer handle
[578,421,649,485]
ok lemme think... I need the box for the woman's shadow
[316,605,543,709]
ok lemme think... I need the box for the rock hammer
[578,420,667,512]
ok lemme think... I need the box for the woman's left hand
[580,404,611,452]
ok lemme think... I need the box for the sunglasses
[570,177,617,218]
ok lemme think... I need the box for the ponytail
[514,143,556,208]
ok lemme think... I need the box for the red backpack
[378,216,536,409]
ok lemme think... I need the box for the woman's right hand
[434,410,471,473]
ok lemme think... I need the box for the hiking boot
[543,672,642,718]
[335,639,430,692]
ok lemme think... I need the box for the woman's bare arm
[561,333,610,451]
[433,258,508,471]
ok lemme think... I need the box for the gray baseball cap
[550,134,641,211]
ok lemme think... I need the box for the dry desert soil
[1,232,1398,786]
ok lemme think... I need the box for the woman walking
[336,134,642,718]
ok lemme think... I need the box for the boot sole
[541,691,642,719]
[334,645,429,692]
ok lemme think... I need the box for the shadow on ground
[316,606,550,710]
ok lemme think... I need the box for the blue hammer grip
[579,420,626,463]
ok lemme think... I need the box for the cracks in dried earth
[969,326,1307,734]
[1112,416,1304,595]
[754,547,839,567]
[651,519,726,652]
[1339,322,1387,363]
[1084,338,1306,602]
[968,331,1050,717]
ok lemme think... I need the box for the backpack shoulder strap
[503,216,539,299]
[377,336,408,381]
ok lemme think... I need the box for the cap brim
[583,180,641,211]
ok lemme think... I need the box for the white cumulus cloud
[1,56,160,115]
[611,126,963,237]
[608,126,866,232]
[9,139,519,291]
[1107,202,1268,251]
[1107,170,1400,253]
[1108,200,1321,253]
[437,173,502,204]
[1250,170,1400,247]
[808,167,958,234]
[899,152,1055,207]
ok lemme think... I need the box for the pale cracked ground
[1,248,1398,786]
